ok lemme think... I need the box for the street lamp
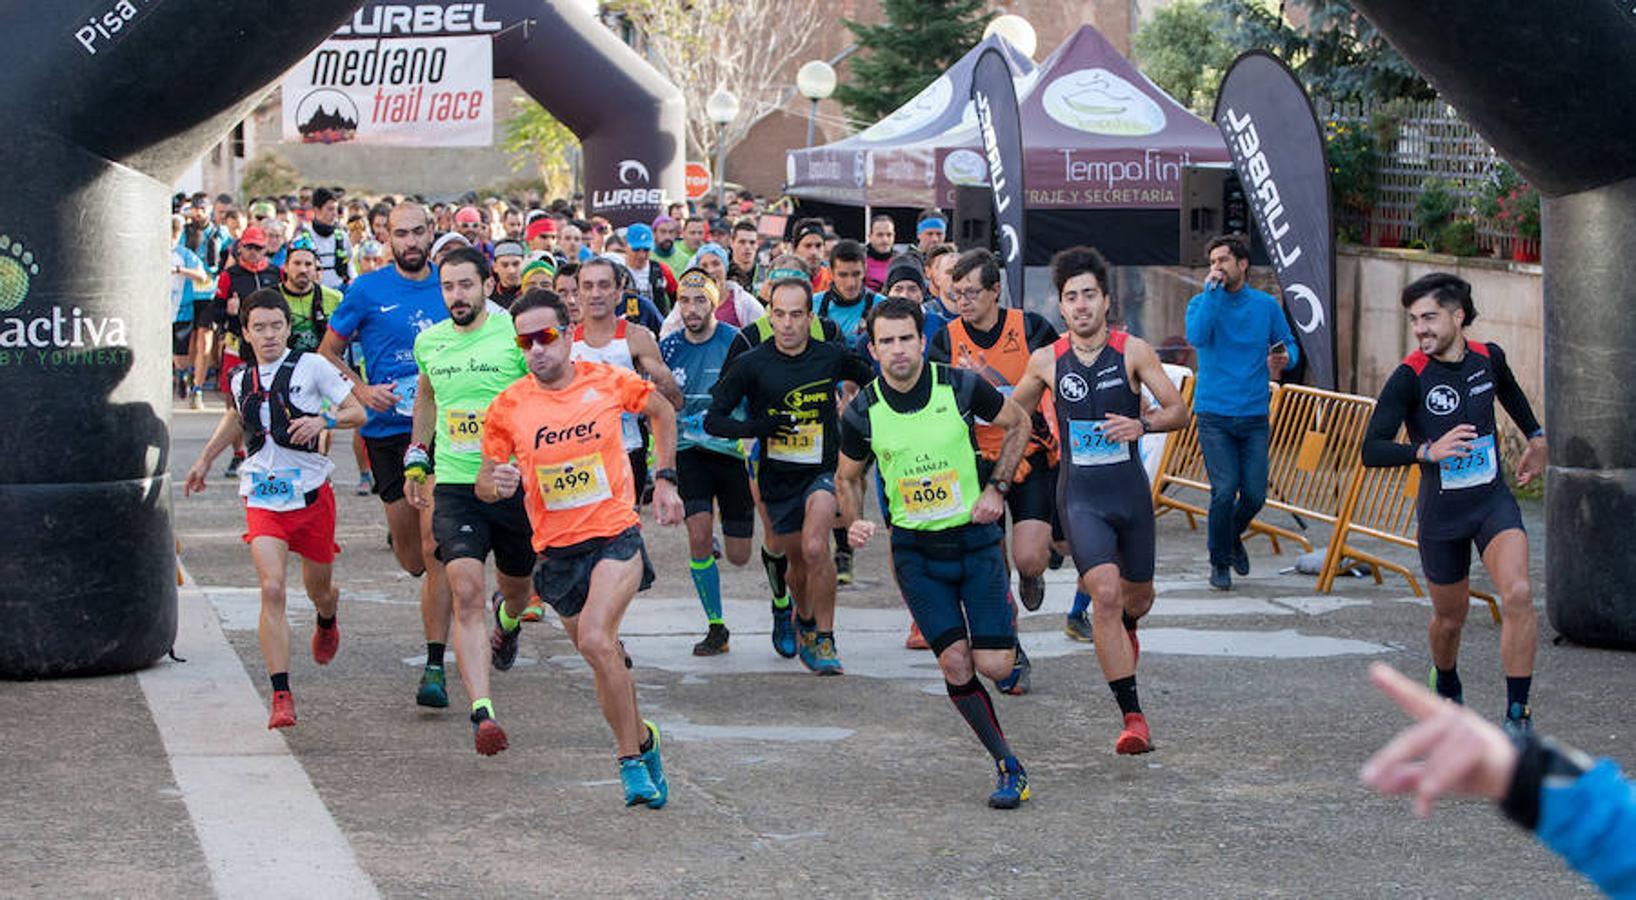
[984,14,1037,59]
[796,60,837,148]
[706,87,739,208]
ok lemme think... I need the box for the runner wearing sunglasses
[477,290,686,808]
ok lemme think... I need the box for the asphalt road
[0,405,1626,898]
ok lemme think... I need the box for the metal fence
[1316,99,1538,260]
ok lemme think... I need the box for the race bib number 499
[536,454,613,510]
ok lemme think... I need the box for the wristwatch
[1139,415,1152,434]
[991,479,1012,496]
[653,467,679,485]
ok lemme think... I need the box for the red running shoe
[312,622,340,665]
[473,717,509,756]
[268,690,296,729]
[1115,712,1152,755]
[905,621,930,651]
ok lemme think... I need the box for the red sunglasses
[515,327,564,350]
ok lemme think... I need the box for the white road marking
[139,580,378,898]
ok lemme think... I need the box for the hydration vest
[235,351,319,456]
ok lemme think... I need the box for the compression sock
[270,672,290,693]
[1071,591,1092,617]
[426,642,446,668]
[761,546,790,605]
[1506,675,1532,709]
[689,557,724,624]
[1433,666,1462,702]
[947,677,1013,761]
[497,603,520,633]
[1109,675,1142,716]
[470,698,494,722]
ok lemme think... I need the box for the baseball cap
[359,239,385,258]
[455,205,483,225]
[493,240,526,258]
[239,226,268,247]
[525,218,558,242]
[249,200,277,219]
[625,223,655,251]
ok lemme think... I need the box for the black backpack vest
[235,351,319,456]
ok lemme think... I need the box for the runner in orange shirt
[476,288,685,809]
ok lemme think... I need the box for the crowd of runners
[175,186,1557,816]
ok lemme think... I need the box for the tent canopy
[786,25,1229,212]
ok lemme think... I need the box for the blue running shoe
[641,720,668,809]
[989,756,1030,809]
[1503,702,1533,737]
[810,634,844,676]
[416,664,448,708]
[771,600,797,658]
[619,757,659,807]
[996,645,1031,696]
[796,620,819,672]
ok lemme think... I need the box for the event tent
[786,25,1232,264]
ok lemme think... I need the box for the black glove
[751,411,799,440]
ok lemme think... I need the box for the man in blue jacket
[1184,235,1299,590]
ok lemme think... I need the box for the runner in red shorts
[186,289,366,730]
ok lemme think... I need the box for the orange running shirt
[482,360,654,550]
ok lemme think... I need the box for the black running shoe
[491,598,520,671]
[1019,574,1045,612]
[692,623,731,656]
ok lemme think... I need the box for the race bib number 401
[536,454,613,510]
[1439,433,1498,490]
[445,409,484,454]
[247,468,305,511]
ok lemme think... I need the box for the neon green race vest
[866,364,983,532]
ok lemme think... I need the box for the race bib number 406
[896,469,963,523]
[536,454,613,510]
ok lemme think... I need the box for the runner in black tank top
[1013,246,1187,756]
[1051,331,1157,578]
[1361,273,1547,734]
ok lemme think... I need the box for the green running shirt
[411,311,528,484]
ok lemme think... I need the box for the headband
[677,268,721,306]
[917,217,947,233]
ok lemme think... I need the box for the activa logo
[535,422,600,447]
[337,3,503,36]
[0,235,40,312]
[1,305,130,349]
[617,159,651,185]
